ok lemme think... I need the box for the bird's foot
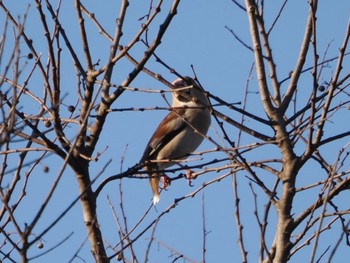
[186,169,194,187]
[161,174,171,190]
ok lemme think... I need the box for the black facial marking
[176,89,192,102]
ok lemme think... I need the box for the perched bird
[140,76,211,204]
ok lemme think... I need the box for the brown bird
[140,77,211,204]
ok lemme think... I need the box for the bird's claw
[161,174,171,190]
[186,169,194,187]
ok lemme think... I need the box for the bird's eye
[181,88,192,98]
[183,89,191,95]
[176,89,192,102]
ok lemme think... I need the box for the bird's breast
[156,108,211,169]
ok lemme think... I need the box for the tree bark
[75,162,108,263]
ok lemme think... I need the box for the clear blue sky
[1,1,349,262]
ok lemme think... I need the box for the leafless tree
[0,0,349,262]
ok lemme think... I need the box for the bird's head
[170,76,209,108]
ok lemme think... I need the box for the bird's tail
[149,172,160,205]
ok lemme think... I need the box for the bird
[140,76,211,205]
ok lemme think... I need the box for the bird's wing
[141,110,186,162]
